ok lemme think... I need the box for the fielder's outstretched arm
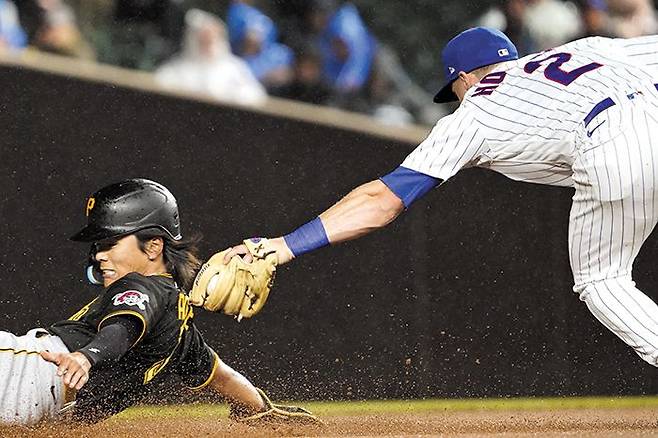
[267,179,405,265]
[224,166,441,265]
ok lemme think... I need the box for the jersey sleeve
[380,166,441,208]
[401,106,486,181]
[97,275,165,343]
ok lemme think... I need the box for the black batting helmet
[70,178,182,242]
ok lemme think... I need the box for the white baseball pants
[0,328,69,425]
[570,91,658,366]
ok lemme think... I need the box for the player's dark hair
[134,228,202,291]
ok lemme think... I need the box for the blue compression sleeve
[284,217,330,257]
[379,166,441,208]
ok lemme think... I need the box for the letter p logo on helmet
[86,197,95,217]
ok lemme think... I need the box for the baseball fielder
[223,28,658,368]
[0,179,318,425]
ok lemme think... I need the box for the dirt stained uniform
[402,35,658,365]
[47,272,217,422]
[0,330,69,424]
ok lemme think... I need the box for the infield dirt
[1,407,657,437]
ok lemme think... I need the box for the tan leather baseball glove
[190,238,277,320]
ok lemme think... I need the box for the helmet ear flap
[86,264,103,285]
[86,245,103,285]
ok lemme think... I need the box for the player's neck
[143,260,168,278]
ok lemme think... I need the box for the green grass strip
[303,396,658,415]
[114,396,658,420]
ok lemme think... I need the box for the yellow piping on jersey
[0,348,42,356]
[189,351,219,391]
[143,293,194,384]
[98,311,147,349]
[69,297,99,321]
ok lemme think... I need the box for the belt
[585,83,658,127]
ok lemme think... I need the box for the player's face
[93,235,151,287]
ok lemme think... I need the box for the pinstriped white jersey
[402,35,658,187]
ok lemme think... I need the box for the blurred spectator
[274,42,332,105]
[479,0,581,51]
[226,0,294,92]
[155,9,266,107]
[28,0,95,59]
[307,1,377,96]
[607,0,657,37]
[367,46,443,126]
[576,0,657,38]
[104,0,185,70]
[578,0,614,36]
[0,0,27,51]
[282,1,435,125]
[524,0,582,49]
[478,0,539,55]
[324,43,441,126]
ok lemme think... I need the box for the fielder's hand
[222,237,294,266]
[190,238,278,320]
[41,351,91,390]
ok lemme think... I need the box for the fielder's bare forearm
[319,179,404,243]
[225,180,404,266]
[268,180,404,265]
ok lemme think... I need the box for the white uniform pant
[0,328,69,425]
[570,92,658,366]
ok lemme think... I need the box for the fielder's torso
[403,36,658,187]
[48,273,215,422]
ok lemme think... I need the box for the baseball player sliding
[218,28,658,369]
[0,179,319,425]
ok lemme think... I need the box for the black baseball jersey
[48,273,216,422]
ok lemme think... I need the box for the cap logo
[85,197,95,217]
[448,67,455,74]
[498,48,509,57]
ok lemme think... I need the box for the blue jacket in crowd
[321,3,377,93]
[0,0,27,49]
[227,2,293,81]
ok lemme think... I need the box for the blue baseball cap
[433,27,518,103]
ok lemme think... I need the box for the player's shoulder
[107,272,159,288]
[101,273,178,315]
[105,273,176,298]
[552,35,616,54]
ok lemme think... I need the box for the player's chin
[102,273,119,288]
[104,269,136,287]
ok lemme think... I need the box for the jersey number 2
[523,52,602,86]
